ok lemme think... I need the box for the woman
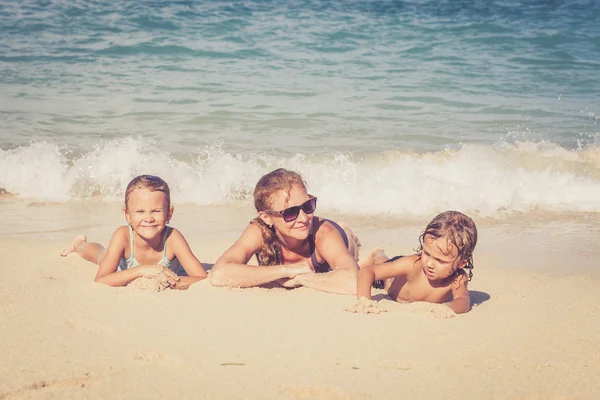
[210,168,360,294]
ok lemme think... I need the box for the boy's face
[420,235,466,281]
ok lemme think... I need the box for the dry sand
[1,200,599,399]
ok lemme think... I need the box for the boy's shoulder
[388,253,420,265]
[385,254,421,275]
[450,269,469,288]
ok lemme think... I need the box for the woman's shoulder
[313,217,345,241]
[313,216,336,230]
[239,220,266,244]
[246,219,264,232]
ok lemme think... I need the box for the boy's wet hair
[124,175,171,209]
[251,168,308,266]
[416,211,478,280]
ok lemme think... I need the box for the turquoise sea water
[1,0,599,218]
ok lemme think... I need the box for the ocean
[1,0,600,220]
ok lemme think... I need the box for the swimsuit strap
[126,225,170,266]
[161,226,171,264]
[308,217,318,264]
[127,224,135,261]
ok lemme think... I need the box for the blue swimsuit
[118,225,183,275]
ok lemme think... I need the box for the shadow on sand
[470,290,491,307]
[372,290,491,307]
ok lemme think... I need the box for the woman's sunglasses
[265,196,317,222]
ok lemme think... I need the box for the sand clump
[126,277,171,292]
[344,297,388,314]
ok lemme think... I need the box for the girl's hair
[415,211,478,280]
[251,168,308,266]
[124,175,171,210]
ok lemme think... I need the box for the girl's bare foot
[358,247,387,269]
[61,235,87,257]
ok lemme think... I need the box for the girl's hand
[139,265,179,289]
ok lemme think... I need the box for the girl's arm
[445,271,471,314]
[94,226,179,288]
[356,256,416,300]
[286,223,360,295]
[210,224,311,288]
[167,228,208,289]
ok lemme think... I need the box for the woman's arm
[210,224,310,288]
[287,222,360,295]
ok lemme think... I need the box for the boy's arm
[445,271,471,314]
[168,228,208,284]
[356,256,415,300]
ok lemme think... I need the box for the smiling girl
[210,168,361,294]
[61,175,207,289]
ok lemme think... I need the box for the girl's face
[420,235,466,282]
[124,188,173,241]
[260,184,314,241]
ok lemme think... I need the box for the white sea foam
[1,139,599,218]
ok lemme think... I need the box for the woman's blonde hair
[251,168,307,266]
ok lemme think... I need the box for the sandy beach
[1,200,599,399]
[2,0,600,398]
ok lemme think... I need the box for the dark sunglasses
[265,196,317,222]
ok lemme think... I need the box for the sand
[1,199,599,399]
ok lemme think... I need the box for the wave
[1,138,600,219]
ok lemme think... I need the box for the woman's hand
[138,265,180,289]
[284,262,312,278]
[273,263,312,288]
